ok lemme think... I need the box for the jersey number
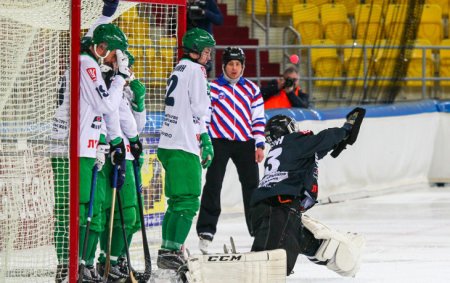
[165,75,178,106]
[264,148,282,175]
[95,85,109,98]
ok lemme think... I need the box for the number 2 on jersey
[165,75,178,106]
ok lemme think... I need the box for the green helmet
[182,28,216,54]
[92,23,128,51]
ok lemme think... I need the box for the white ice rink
[184,183,450,283]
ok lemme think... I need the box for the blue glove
[102,0,119,17]
[112,159,126,191]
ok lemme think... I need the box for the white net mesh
[0,1,180,281]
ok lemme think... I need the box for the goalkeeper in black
[250,113,365,277]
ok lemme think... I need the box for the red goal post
[0,0,186,282]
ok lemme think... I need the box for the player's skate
[87,265,102,282]
[198,232,213,255]
[96,262,128,282]
[157,249,186,270]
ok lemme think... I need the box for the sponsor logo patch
[87,68,97,81]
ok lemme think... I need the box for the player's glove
[102,0,119,17]
[116,50,131,79]
[110,139,126,165]
[95,142,110,171]
[129,136,143,161]
[113,159,127,190]
[200,133,214,169]
[129,79,146,112]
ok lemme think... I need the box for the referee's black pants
[196,138,259,237]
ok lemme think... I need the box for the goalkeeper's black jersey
[251,128,347,205]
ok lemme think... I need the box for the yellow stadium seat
[292,4,322,45]
[426,0,448,17]
[118,18,150,38]
[406,39,434,87]
[355,4,383,43]
[439,40,450,86]
[320,4,352,45]
[384,4,408,41]
[373,39,403,86]
[129,37,152,47]
[277,0,301,15]
[246,0,273,15]
[311,39,342,86]
[343,39,377,86]
[417,4,443,45]
[307,0,331,9]
[120,6,140,22]
[334,0,358,16]
[159,37,177,47]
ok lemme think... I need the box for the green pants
[157,148,201,251]
[51,157,69,264]
[98,159,138,264]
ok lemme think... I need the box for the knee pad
[302,215,365,277]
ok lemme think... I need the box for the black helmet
[265,115,296,145]
[222,47,245,66]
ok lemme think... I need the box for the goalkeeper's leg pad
[302,215,365,277]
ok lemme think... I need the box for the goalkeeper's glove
[102,0,119,17]
[129,136,143,161]
[342,109,358,136]
[116,50,131,79]
[200,133,214,169]
[129,79,146,112]
[110,138,126,165]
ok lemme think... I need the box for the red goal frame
[69,1,186,281]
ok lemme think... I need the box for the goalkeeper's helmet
[182,28,216,54]
[92,23,128,51]
[265,115,296,145]
[222,47,245,66]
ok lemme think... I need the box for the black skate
[97,262,128,282]
[157,249,186,270]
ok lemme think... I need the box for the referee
[196,47,266,254]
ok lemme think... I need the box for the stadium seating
[384,4,408,41]
[246,0,273,15]
[354,4,383,43]
[417,4,443,45]
[310,39,343,86]
[374,39,403,86]
[307,0,331,9]
[334,0,358,16]
[277,0,301,15]
[439,40,450,86]
[343,39,377,86]
[425,0,448,17]
[292,3,322,45]
[320,4,352,44]
[405,39,435,87]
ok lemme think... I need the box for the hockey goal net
[0,0,185,281]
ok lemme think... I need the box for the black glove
[129,138,143,161]
[102,0,119,17]
[112,159,126,190]
[342,109,359,136]
[110,140,126,165]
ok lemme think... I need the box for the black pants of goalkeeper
[250,197,323,275]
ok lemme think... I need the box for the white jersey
[158,59,211,157]
[79,54,125,158]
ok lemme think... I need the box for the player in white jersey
[156,28,216,271]
[95,51,148,282]
[78,21,132,282]
[50,1,127,281]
